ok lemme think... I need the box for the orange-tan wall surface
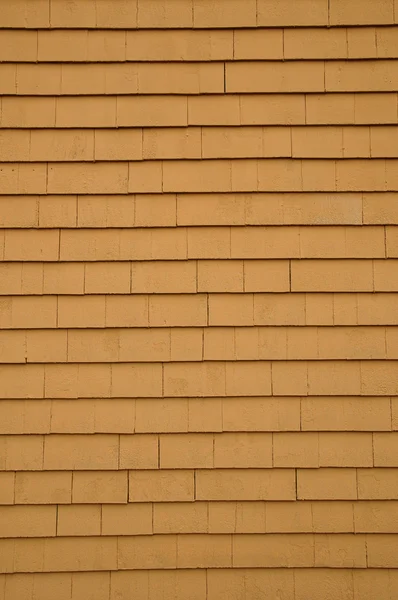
[1,1,398,598]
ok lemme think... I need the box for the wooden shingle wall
[1,1,398,598]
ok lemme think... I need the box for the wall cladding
[1,1,398,598]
